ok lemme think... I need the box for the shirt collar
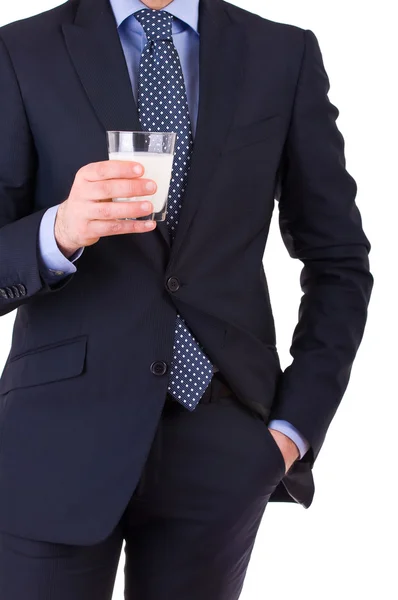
[110,0,200,34]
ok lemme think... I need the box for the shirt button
[166,277,180,293]
[150,361,168,376]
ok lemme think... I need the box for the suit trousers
[0,373,286,600]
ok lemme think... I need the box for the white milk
[109,151,174,212]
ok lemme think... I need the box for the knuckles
[109,221,124,234]
[97,202,113,220]
[100,181,113,200]
[95,162,108,180]
[127,181,140,197]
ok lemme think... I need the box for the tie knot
[134,9,173,42]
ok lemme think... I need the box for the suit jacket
[0,0,373,545]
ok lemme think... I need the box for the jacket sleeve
[270,30,374,462]
[0,34,72,318]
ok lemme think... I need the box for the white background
[0,1,396,599]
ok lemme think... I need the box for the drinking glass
[107,131,176,221]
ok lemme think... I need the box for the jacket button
[0,288,7,299]
[5,287,15,299]
[11,285,21,298]
[17,284,27,296]
[166,277,180,293]
[150,361,168,376]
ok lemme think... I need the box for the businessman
[0,0,373,598]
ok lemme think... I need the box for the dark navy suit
[0,0,373,597]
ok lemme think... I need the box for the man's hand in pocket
[268,429,300,473]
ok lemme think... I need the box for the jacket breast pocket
[221,114,282,155]
[0,336,87,396]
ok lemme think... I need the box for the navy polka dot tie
[135,9,214,411]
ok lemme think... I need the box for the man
[0,0,373,598]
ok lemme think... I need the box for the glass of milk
[107,131,177,221]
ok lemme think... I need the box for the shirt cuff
[268,419,310,460]
[38,205,83,279]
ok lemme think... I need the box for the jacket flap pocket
[0,336,87,395]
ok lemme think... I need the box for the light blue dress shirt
[38,0,309,460]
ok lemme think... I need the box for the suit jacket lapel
[62,0,246,264]
[62,0,171,249]
[168,0,246,266]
